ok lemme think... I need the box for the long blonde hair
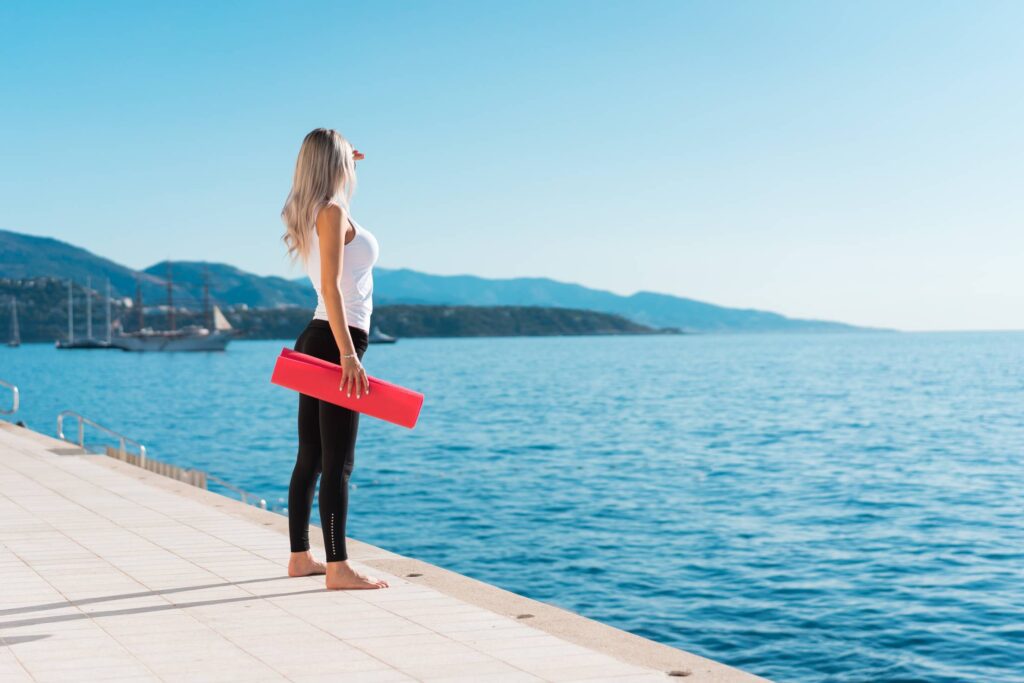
[281,128,357,266]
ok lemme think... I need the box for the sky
[1,0,1022,332]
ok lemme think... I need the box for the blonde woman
[280,128,387,590]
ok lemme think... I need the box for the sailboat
[109,266,235,352]
[110,304,234,351]
[55,278,114,349]
[368,325,397,344]
[7,296,19,347]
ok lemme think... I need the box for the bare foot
[288,550,327,577]
[325,560,390,590]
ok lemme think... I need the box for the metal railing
[206,472,270,510]
[56,410,147,464]
[53,409,278,513]
[0,379,18,415]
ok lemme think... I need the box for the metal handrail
[206,472,269,510]
[0,379,18,415]
[51,409,276,512]
[56,410,147,464]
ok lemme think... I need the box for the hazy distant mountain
[1,229,308,308]
[1,229,170,301]
[3,228,873,333]
[363,269,873,333]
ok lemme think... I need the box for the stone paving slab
[0,422,766,682]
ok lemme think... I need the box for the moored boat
[111,305,235,352]
[368,325,397,344]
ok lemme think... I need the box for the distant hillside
[227,304,671,340]
[1,230,307,308]
[0,229,172,302]
[366,269,874,333]
[3,227,876,333]
[369,304,671,338]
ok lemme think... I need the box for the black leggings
[288,319,369,562]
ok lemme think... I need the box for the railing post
[0,380,18,416]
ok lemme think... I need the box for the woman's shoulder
[314,201,345,230]
[315,199,343,217]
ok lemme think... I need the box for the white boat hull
[110,331,233,352]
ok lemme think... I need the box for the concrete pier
[0,421,765,682]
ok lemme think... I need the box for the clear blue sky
[2,1,1021,331]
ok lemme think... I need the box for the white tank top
[302,203,380,333]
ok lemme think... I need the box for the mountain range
[2,228,874,333]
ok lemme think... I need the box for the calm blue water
[2,332,1022,683]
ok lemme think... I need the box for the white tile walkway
[0,423,765,683]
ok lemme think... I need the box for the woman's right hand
[339,355,370,399]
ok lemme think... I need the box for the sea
[2,331,1022,683]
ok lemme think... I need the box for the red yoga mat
[271,348,424,429]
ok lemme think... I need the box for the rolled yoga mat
[271,347,424,429]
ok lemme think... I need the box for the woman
[280,128,388,590]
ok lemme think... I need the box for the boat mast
[10,297,18,345]
[86,276,93,340]
[135,275,144,331]
[166,262,175,332]
[105,278,112,344]
[67,279,74,344]
[203,265,211,330]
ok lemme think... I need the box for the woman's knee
[293,441,322,472]
[321,455,354,481]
